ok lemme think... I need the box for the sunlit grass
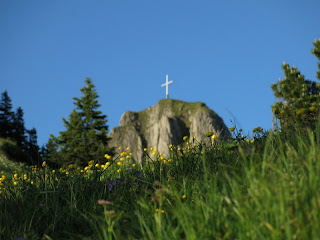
[1,125,320,239]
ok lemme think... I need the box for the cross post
[161,74,173,99]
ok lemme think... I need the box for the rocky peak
[108,99,231,162]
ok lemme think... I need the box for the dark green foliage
[271,39,320,132]
[0,91,14,139]
[25,128,40,165]
[312,38,320,81]
[0,91,40,164]
[12,107,27,149]
[47,78,114,167]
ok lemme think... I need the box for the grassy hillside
[0,126,320,239]
[0,138,27,172]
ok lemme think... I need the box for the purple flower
[135,172,141,178]
[108,181,117,191]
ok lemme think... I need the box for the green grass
[1,126,320,239]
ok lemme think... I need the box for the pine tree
[48,78,113,166]
[12,107,27,149]
[271,39,320,131]
[0,91,15,139]
[59,109,85,164]
[41,136,60,166]
[25,128,40,164]
[312,38,320,81]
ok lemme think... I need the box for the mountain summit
[108,99,231,162]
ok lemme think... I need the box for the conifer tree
[271,39,320,131]
[48,78,113,166]
[12,107,27,149]
[25,128,40,164]
[313,38,320,81]
[41,137,60,166]
[0,91,14,138]
[0,91,40,164]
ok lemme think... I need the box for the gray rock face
[108,99,231,162]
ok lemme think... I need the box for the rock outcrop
[108,99,231,162]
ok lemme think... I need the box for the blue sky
[1,0,319,147]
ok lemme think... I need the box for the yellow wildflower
[13,181,18,186]
[132,163,136,167]
[68,164,74,169]
[206,132,213,137]
[296,108,305,115]
[183,136,188,141]
[309,106,317,112]
[212,134,217,140]
[42,161,46,167]
[181,194,186,199]
[230,126,235,132]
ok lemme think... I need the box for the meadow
[0,125,320,240]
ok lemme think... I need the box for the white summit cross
[161,74,173,99]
